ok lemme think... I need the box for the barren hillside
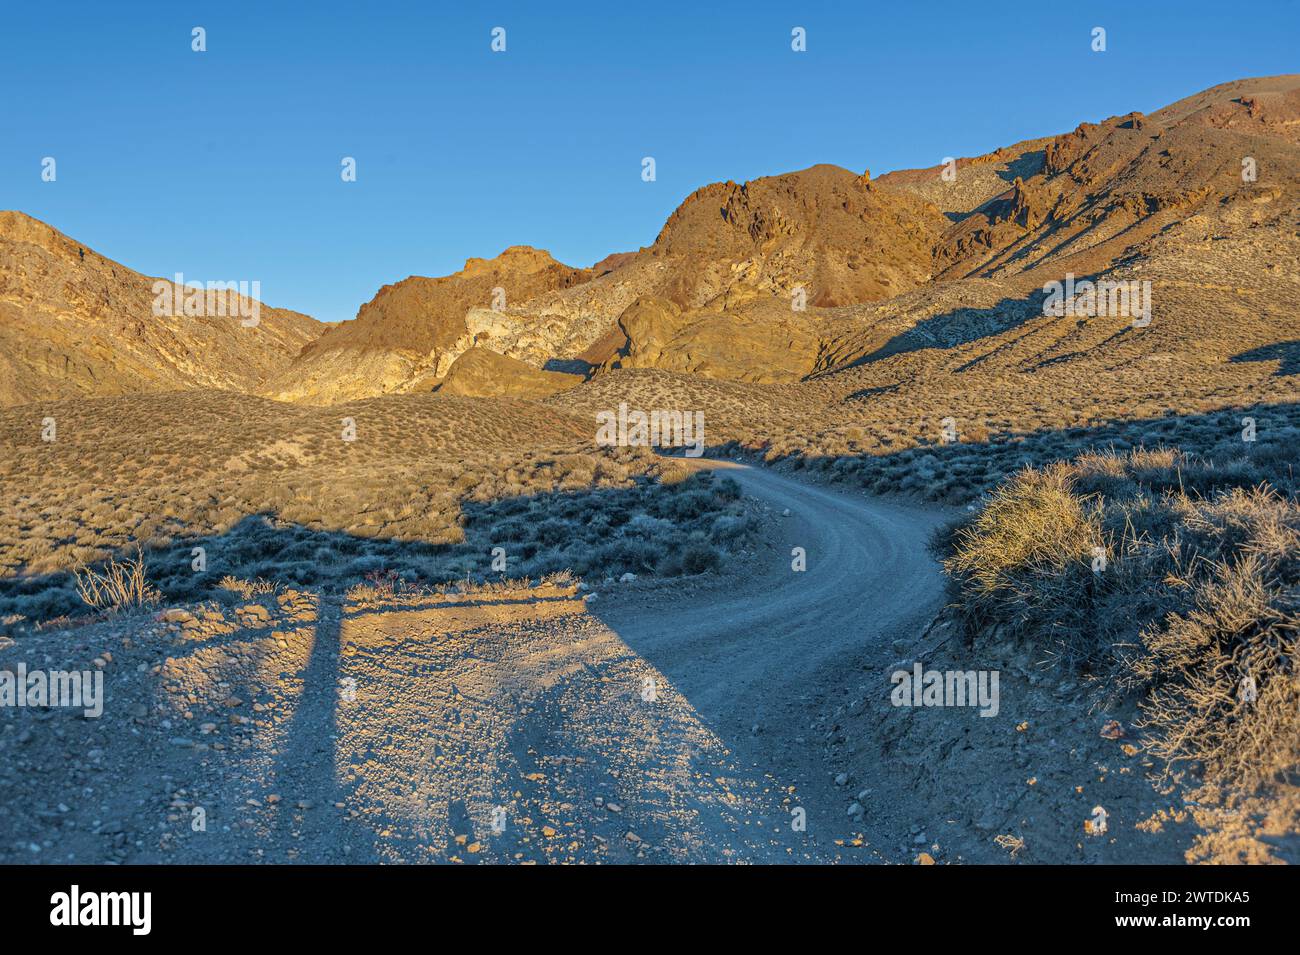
[0,212,323,406]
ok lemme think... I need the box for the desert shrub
[1132,515,1299,790]
[1070,450,1143,499]
[7,583,80,622]
[945,462,1102,642]
[680,542,721,575]
[594,538,664,576]
[73,547,160,614]
[709,514,753,543]
[623,514,676,539]
[663,488,713,520]
[714,476,742,502]
[346,554,388,577]
[533,518,574,547]
[603,506,632,528]
[655,550,685,576]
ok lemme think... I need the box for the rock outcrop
[261,246,593,404]
[601,296,821,383]
[6,76,1296,408]
[437,346,582,398]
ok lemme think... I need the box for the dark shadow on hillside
[543,357,595,376]
[1232,342,1300,377]
[722,399,1300,508]
[818,291,1046,374]
[996,150,1046,183]
[843,383,900,402]
[940,152,1047,224]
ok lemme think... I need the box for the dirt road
[1,463,951,864]
[582,461,951,861]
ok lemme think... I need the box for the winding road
[305,461,950,863]
[597,461,949,861]
[69,463,948,864]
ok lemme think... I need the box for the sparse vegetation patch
[944,446,1300,793]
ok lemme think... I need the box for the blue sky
[2,1,1294,322]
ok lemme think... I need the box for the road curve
[588,461,951,860]
[603,460,948,720]
[306,461,953,863]
[90,463,951,865]
[266,461,955,864]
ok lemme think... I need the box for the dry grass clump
[947,462,1098,591]
[348,570,579,604]
[1132,490,1300,790]
[345,568,414,602]
[73,547,160,614]
[945,461,1101,642]
[217,575,280,599]
[945,446,1300,792]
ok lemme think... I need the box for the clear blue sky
[2,1,1294,322]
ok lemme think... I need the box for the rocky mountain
[597,295,823,383]
[634,163,946,310]
[890,74,1300,291]
[537,76,1299,487]
[255,162,949,402]
[260,246,594,403]
[0,212,322,407]
[3,76,1295,407]
[266,77,1297,402]
[599,73,1300,387]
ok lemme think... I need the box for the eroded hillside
[0,212,322,406]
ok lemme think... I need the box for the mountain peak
[461,245,568,278]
